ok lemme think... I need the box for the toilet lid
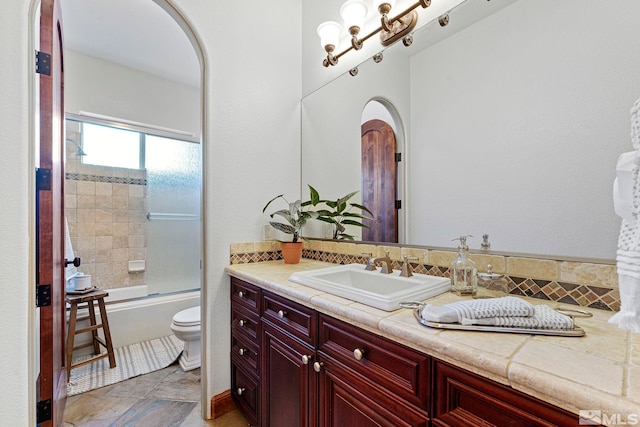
[173,306,200,326]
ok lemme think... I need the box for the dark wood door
[37,0,66,424]
[361,119,398,243]
[261,321,317,427]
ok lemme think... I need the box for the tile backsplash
[230,240,619,311]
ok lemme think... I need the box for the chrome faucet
[400,256,418,277]
[361,252,376,271]
[373,251,393,274]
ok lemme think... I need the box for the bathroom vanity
[227,260,638,426]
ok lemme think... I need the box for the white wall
[1,0,301,424]
[409,0,640,258]
[162,0,302,418]
[65,50,201,137]
[0,1,35,424]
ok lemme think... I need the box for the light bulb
[317,21,341,50]
[340,0,368,31]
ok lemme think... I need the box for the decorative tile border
[230,241,620,312]
[66,173,146,186]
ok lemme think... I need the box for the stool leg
[97,298,116,369]
[66,302,78,380]
[87,299,100,355]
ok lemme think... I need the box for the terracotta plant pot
[280,242,303,264]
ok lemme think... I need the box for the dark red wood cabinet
[230,278,262,426]
[230,278,579,427]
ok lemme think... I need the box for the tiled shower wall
[229,240,620,312]
[65,124,147,291]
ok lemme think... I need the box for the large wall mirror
[302,0,640,261]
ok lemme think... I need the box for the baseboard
[211,389,236,419]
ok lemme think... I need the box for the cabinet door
[262,321,317,427]
[317,356,429,427]
[432,360,578,427]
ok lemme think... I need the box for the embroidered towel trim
[421,296,535,324]
[460,305,574,330]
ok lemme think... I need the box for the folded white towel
[421,296,535,324]
[461,305,574,330]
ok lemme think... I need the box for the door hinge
[395,200,402,209]
[36,168,51,191]
[36,398,52,423]
[35,51,51,76]
[36,284,51,308]
[395,153,402,162]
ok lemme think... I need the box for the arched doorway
[360,99,404,243]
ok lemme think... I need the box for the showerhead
[66,138,86,156]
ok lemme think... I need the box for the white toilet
[170,306,201,371]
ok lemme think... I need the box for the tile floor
[63,362,249,426]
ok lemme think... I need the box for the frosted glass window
[82,123,141,169]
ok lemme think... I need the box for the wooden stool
[66,289,116,379]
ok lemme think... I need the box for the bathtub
[69,285,201,351]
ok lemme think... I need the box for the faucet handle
[400,256,419,277]
[361,252,376,271]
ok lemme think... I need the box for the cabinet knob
[277,309,287,319]
[353,348,365,361]
[237,387,246,396]
[313,361,324,373]
[238,291,244,298]
[239,319,246,327]
[301,355,312,365]
[239,348,247,356]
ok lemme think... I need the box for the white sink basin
[288,263,450,311]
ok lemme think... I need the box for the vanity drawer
[231,277,261,313]
[231,303,259,346]
[261,290,317,346]
[318,314,430,411]
[231,361,259,427]
[232,331,260,376]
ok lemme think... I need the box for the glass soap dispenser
[450,235,478,296]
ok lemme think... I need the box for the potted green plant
[305,185,373,240]
[262,194,315,264]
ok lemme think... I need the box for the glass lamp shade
[317,21,342,49]
[340,0,368,30]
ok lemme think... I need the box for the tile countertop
[225,259,640,419]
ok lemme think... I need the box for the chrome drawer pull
[353,348,365,361]
[238,291,244,298]
[301,355,312,365]
[277,309,287,319]
[237,387,246,395]
[239,319,246,327]
[313,361,324,373]
[239,348,247,356]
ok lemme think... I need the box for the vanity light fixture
[317,0,431,67]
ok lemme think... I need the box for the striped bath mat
[67,335,183,396]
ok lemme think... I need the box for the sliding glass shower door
[145,135,201,295]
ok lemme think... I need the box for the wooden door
[261,321,317,427]
[361,119,398,243]
[37,0,66,424]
